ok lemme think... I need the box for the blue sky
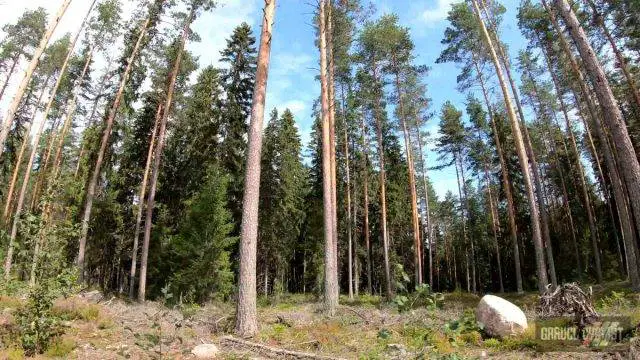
[1,0,529,199]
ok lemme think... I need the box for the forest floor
[0,281,639,359]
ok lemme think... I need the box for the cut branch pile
[537,282,599,332]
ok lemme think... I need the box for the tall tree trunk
[392,58,422,285]
[235,0,275,336]
[484,165,504,292]
[139,8,193,301]
[326,1,339,281]
[475,60,523,292]
[413,111,432,288]
[345,126,353,300]
[553,0,640,248]
[50,48,95,183]
[544,0,640,290]
[3,74,52,221]
[454,157,471,293]
[472,0,549,292]
[488,29,557,287]
[0,0,71,158]
[129,102,162,298]
[3,0,95,278]
[372,58,392,299]
[584,0,640,111]
[361,115,372,294]
[540,60,603,283]
[0,55,19,101]
[29,47,95,286]
[78,12,156,283]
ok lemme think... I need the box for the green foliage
[393,263,444,312]
[164,165,236,303]
[597,290,631,311]
[443,309,482,347]
[15,282,61,355]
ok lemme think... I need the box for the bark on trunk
[472,0,549,292]
[475,61,523,292]
[0,0,71,158]
[413,110,432,288]
[544,0,640,290]
[129,102,162,298]
[235,0,275,336]
[372,58,392,299]
[139,8,192,301]
[78,12,156,283]
[553,0,640,249]
[361,116,372,295]
[326,1,339,282]
[3,0,94,278]
[393,60,422,286]
[3,75,52,221]
[50,48,95,183]
[345,127,353,299]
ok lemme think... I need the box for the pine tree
[220,23,257,231]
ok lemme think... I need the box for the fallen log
[220,335,346,360]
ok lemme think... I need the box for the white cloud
[189,0,260,68]
[281,99,305,116]
[421,0,460,24]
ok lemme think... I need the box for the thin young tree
[235,0,276,337]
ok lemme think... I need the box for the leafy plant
[597,290,631,311]
[394,283,444,313]
[15,282,61,355]
[443,309,482,346]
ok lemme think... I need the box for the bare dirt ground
[0,284,638,359]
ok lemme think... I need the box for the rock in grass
[191,343,219,359]
[476,295,528,337]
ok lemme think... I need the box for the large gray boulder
[475,294,528,337]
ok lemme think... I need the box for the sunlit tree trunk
[235,0,276,336]
[543,0,640,290]
[472,0,549,292]
[129,102,162,298]
[50,48,95,183]
[3,0,94,278]
[360,115,372,294]
[345,126,353,299]
[413,111,432,287]
[0,0,71,158]
[78,12,155,283]
[475,61,523,292]
[392,57,422,285]
[371,57,392,299]
[553,0,640,244]
[3,74,52,222]
[327,1,338,279]
[139,7,193,301]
